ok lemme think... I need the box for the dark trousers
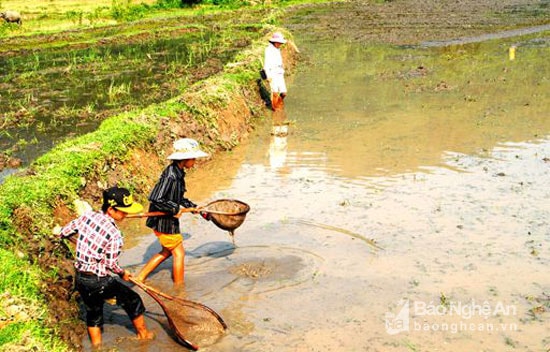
[75,272,145,327]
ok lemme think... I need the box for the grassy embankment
[0,0,303,350]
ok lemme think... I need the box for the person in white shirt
[264,32,287,111]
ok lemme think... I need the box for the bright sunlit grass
[1,0,159,32]
[1,0,157,14]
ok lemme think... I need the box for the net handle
[129,276,173,299]
[126,207,198,219]
[127,202,247,218]
[129,277,228,329]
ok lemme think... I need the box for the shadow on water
[188,241,236,258]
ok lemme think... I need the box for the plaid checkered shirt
[59,211,124,277]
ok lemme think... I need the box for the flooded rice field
[0,15,258,172]
[95,8,549,352]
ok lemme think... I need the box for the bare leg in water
[88,315,153,348]
[136,243,185,285]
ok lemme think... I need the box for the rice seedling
[107,79,131,101]
[53,105,79,121]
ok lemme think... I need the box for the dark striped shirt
[145,162,196,234]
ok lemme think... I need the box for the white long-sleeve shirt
[264,43,285,79]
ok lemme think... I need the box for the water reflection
[286,37,550,179]
[420,24,550,47]
[269,109,289,170]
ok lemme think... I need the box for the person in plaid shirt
[59,187,154,348]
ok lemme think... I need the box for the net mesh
[161,296,226,348]
[206,199,250,232]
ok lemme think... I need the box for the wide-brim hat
[167,138,209,160]
[103,187,143,214]
[269,32,287,44]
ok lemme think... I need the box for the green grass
[0,113,157,245]
[0,0,304,37]
[0,248,67,351]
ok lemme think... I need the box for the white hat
[167,138,209,160]
[269,32,287,44]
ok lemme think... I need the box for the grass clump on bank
[0,114,156,245]
[0,249,66,351]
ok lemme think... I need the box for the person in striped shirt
[59,187,154,348]
[136,138,209,285]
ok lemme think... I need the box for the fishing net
[131,279,226,350]
[204,199,250,234]
[161,296,226,348]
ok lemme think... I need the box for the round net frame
[204,199,250,233]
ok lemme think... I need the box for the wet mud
[65,0,549,351]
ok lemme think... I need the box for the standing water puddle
[92,18,548,352]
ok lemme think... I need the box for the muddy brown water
[83,14,548,352]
